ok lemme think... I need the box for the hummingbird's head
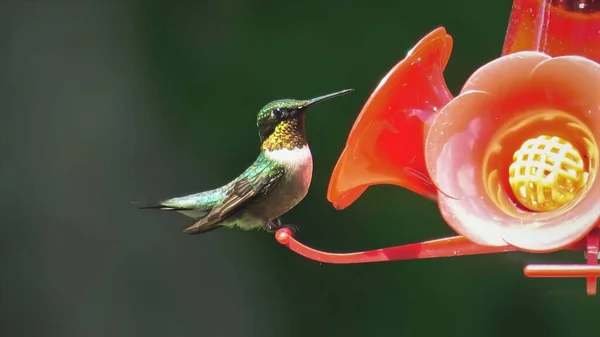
[257,89,353,151]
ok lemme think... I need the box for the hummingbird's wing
[183,166,284,234]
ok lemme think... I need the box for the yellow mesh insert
[508,135,588,212]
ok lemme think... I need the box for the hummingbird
[140,89,353,234]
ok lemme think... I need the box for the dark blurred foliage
[1,1,598,336]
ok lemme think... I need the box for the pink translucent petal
[425,90,509,246]
[501,208,600,253]
[437,194,509,247]
[529,55,600,129]
[461,51,549,94]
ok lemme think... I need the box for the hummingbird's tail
[133,199,212,221]
[134,189,230,234]
[131,201,183,211]
[134,200,222,234]
[136,204,182,211]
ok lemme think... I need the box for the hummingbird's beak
[303,89,354,109]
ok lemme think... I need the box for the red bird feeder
[275,0,600,295]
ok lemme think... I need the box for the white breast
[260,146,313,218]
[264,146,312,169]
[265,146,313,188]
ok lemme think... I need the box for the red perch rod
[275,228,600,295]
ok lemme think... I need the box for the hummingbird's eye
[273,108,283,119]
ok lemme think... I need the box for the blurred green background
[2,1,599,336]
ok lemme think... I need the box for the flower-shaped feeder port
[275,26,600,295]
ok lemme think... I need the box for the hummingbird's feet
[281,223,299,235]
[265,218,299,235]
